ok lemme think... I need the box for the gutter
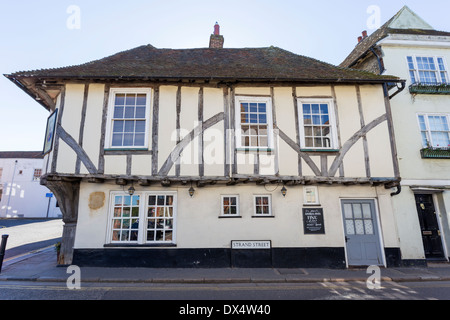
[369,46,405,197]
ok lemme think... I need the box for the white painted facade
[7,37,405,267]
[0,155,62,218]
[353,6,450,263]
[35,81,402,268]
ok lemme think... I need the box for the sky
[1,0,449,151]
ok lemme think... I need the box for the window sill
[236,148,273,152]
[252,215,275,218]
[104,243,177,248]
[219,215,242,218]
[104,148,152,155]
[300,149,339,153]
[105,148,149,151]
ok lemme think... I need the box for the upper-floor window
[106,88,152,149]
[417,114,450,149]
[235,96,273,150]
[297,98,338,150]
[407,56,448,85]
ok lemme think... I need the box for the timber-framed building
[6,24,407,268]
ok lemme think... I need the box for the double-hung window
[417,114,450,149]
[407,56,448,84]
[109,192,176,245]
[235,96,273,150]
[297,98,338,150]
[107,88,151,149]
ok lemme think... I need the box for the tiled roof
[0,151,43,159]
[8,45,399,83]
[340,8,450,69]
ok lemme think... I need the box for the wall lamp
[189,182,195,198]
[281,185,287,197]
[128,185,135,196]
[189,186,195,198]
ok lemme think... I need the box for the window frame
[303,186,320,206]
[106,191,177,246]
[253,195,273,217]
[234,96,274,151]
[416,113,450,149]
[406,55,449,85]
[105,88,152,150]
[220,195,240,217]
[32,168,42,182]
[297,98,339,151]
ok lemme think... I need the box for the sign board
[302,208,325,234]
[231,240,271,250]
[46,193,53,198]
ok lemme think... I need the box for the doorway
[415,194,445,260]
[341,199,384,266]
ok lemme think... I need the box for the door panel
[415,194,444,259]
[342,199,383,266]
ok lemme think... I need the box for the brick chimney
[209,22,224,49]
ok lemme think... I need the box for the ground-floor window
[108,192,176,245]
[253,195,272,217]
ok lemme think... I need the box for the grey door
[341,199,383,266]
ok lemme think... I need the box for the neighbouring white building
[341,6,450,266]
[0,151,62,218]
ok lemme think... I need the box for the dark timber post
[0,235,9,273]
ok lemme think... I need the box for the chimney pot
[214,22,220,36]
[362,30,368,38]
[358,36,363,43]
[209,22,224,49]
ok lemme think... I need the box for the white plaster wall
[57,84,394,180]
[74,183,398,250]
[382,45,450,180]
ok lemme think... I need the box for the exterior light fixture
[281,186,287,197]
[189,186,195,198]
[128,185,135,196]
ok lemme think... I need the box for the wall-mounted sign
[231,240,271,250]
[43,109,58,155]
[303,208,325,234]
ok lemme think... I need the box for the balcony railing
[409,83,450,95]
[420,147,450,159]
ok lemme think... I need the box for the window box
[420,147,450,159]
[409,83,450,95]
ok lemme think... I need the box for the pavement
[2,246,450,284]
